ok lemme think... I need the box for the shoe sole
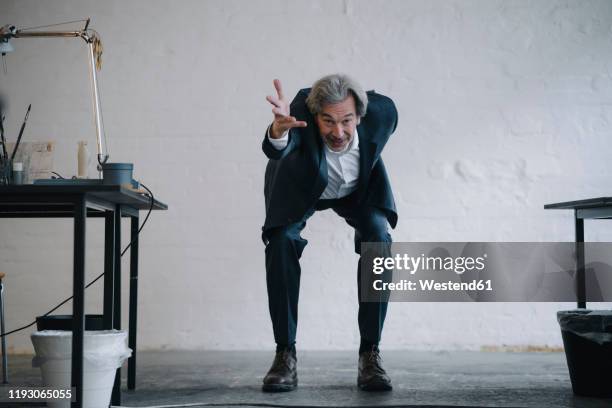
[262,382,297,392]
[358,381,393,392]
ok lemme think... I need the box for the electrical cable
[16,19,90,32]
[0,182,155,338]
[111,403,490,408]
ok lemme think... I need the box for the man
[261,74,398,392]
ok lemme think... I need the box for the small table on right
[544,197,612,308]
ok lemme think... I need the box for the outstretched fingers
[266,95,282,108]
[273,78,285,101]
[278,116,307,130]
[266,78,306,138]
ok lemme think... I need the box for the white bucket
[31,330,132,408]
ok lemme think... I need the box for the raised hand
[266,79,307,139]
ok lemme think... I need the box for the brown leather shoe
[262,348,297,392]
[358,347,392,391]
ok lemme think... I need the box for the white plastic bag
[557,310,612,345]
[31,330,132,408]
[31,330,131,369]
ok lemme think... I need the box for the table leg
[128,214,139,390]
[575,210,586,308]
[111,205,122,406]
[72,197,86,408]
[0,278,8,384]
[103,210,115,330]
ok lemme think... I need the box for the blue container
[102,162,133,186]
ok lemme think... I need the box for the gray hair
[306,74,368,117]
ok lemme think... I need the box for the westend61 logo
[372,253,487,275]
[361,242,612,302]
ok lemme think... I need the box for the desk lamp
[0,19,134,186]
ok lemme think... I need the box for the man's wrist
[269,123,283,139]
[268,124,288,141]
[267,125,289,150]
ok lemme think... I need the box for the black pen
[10,104,31,162]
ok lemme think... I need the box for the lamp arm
[12,30,83,39]
[86,40,107,165]
[2,25,109,165]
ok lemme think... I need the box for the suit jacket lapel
[307,125,328,199]
[316,133,328,190]
[357,125,378,200]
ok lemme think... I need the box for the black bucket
[557,310,612,397]
[36,314,106,331]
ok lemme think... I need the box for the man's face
[315,95,360,152]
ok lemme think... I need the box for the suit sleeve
[379,93,398,137]
[262,126,298,160]
[389,97,399,135]
[267,126,289,149]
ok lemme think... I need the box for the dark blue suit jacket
[262,88,398,242]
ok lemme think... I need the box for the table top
[0,184,168,211]
[544,197,612,210]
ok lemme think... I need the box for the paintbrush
[10,104,31,162]
[0,115,6,160]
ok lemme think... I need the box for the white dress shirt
[267,127,361,199]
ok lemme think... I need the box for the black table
[544,197,612,309]
[0,184,167,407]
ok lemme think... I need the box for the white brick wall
[1,0,611,352]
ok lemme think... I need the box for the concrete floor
[1,350,611,408]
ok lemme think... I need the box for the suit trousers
[264,192,392,347]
